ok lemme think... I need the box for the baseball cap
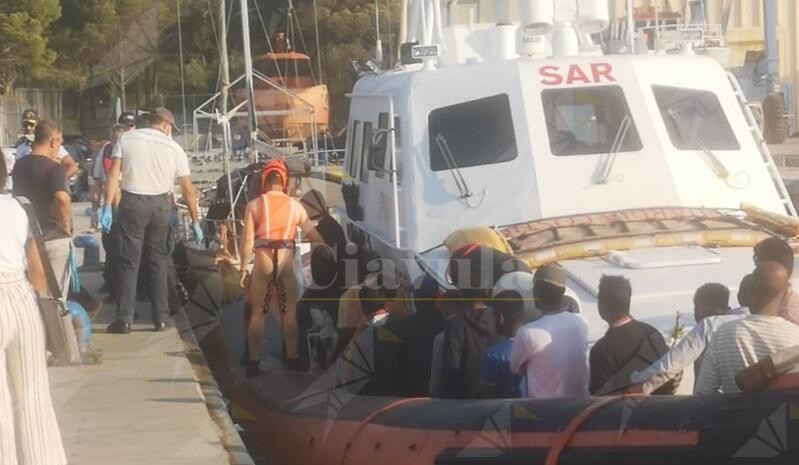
[118,112,136,126]
[22,109,39,123]
[533,263,567,288]
[153,107,180,132]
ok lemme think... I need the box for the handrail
[727,71,797,217]
[344,92,402,248]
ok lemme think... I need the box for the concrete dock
[45,205,253,465]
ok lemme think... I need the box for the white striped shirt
[631,313,746,392]
[694,315,799,394]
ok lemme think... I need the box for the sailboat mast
[219,0,231,116]
[218,0,239,250]
[240,0,259,163]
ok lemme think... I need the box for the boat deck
[46,204,254,465]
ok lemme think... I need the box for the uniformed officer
[100,107,203,333]
[14,109,79,179]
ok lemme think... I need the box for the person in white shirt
[100,107,201,334]
[695,261,799,395]
[510,264,590,399]
[0,152,67,465]
[630,281,749,393]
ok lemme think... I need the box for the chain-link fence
[0,89,63,148]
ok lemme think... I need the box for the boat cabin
[337,0,796,355]
[342,53,791,255]
[253,52,315,89]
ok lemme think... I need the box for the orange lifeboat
[238,34,329,142]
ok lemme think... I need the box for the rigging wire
[252,0,285,84]
[288,0,300,81]
[177,0,189,131]
[313,0,323,83]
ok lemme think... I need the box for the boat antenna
[239,0,259,163]
[374,0,384,64]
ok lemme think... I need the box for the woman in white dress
[0,149,67,465]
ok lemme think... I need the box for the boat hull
[176,248,799,465]
[235,84,329,141]
[231,371,799,465]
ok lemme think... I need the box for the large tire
[763,92,788,144]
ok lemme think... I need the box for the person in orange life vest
[239,158,324,376]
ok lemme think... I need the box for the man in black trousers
[100,108,202,333]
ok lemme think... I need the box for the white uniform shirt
[112,128,190,195]
[0,194,29,274]
[510,311,590,399]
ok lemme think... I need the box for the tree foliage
[0,0,62,93]
[1,0,401,127]
[295,0,402,126]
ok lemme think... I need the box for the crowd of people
[0,107,201,465]
[2,105,799,465]
[289,233,799,400]
[0,111,76,465]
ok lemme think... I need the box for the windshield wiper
[594,114,632,184]
[434,134,473,199]
[666,108,730,178]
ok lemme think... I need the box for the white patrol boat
[337,0,797,344]
[174,2,799,464]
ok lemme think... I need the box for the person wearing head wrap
[239,158,324,376]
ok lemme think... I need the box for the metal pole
[240,0,259,163]
[388,98,400,248]
[313,0,323,83]
[399,0,408,52]
[654,2,660,52]
[626,0,635,54]
[374,0,383,64]
[219,0,231,122]
[763,0,780,92]
[219,0,239,252]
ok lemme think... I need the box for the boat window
[653,85,740,151]
[360,121,373,183]
[347,120,361,177]
[542,85,643,156]
[256,58,312,78]
[428,94,517,171]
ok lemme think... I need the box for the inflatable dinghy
[226,370,799,465]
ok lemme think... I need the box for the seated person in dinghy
[695,261,799,395]
[630,281,748,394]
